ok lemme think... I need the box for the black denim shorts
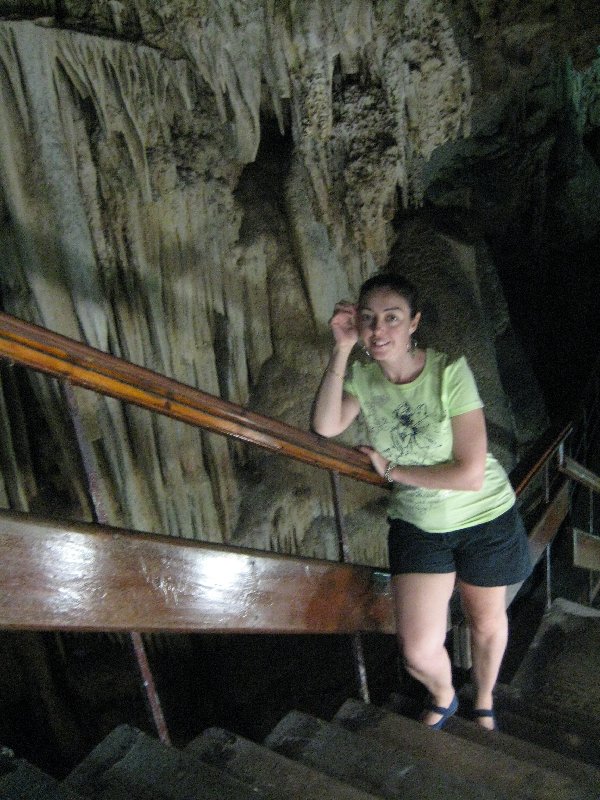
[387,504,532,587]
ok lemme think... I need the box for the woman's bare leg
[458,581,508,730]
[392,571,457,726]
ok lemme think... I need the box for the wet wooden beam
[0,511,395,635]
[573,527,600,571]
[0,312,384,486]
[526,479,570,566]
[560,456,600,494]
[504,480,571,607]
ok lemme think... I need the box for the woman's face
[357,288,420,361]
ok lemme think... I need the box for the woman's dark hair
[358,272,420,317]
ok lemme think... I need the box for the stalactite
[0,20,243,539]
[0,3,567,564]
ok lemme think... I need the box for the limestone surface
[0,1,598,561]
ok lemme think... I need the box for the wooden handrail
[509,420,573,496]
[0,313,582,637]
[0,311,576,499]
[0,510,395,634]
[0,312,384,486]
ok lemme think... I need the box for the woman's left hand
[358,446,388,478]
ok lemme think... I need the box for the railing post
[130,632,171,745]
[544,545,552,611]
[329,470,370,704]
[543,462,552,610]
[62,383,171,745]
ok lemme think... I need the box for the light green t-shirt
[344,349,515,533]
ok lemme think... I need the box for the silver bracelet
[384,461,396,483]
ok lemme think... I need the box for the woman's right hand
[329,301,359,348]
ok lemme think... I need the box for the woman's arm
[312,345,361,437]
[312,303,361,437]
[360,408,488,491]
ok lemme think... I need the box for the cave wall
[0,1,599,563]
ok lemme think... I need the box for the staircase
[2,597,599,800]
[2,315,600,798]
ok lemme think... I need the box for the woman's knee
[398,633,446,673]
[466,607,508,639]
[459,584,508,636]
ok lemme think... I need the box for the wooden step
[265,708,507,799]
[509,598,600,723]
[443,715,600,788]
[479,684,600,769]
[334,698,596,800]
[63,724,270,800]
[187,726,380,800]
[458,683,600,768]
[0,752,84,799]
[389,688,600,785]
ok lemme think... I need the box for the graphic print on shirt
[391,401,440,458]
[364,397,442,462]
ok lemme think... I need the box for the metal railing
[556,354,600,602]
[563,354,600,536]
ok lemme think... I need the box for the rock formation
[0,1,599,565]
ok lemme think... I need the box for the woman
[312,272,531,731]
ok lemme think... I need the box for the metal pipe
[130,632,171,745]
[330,470,370,704]
[63,383,171,745]
[545,544,552,611]
[542,463,552,609]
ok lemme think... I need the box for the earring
[363,344,371,359]
[407,337,417,357]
